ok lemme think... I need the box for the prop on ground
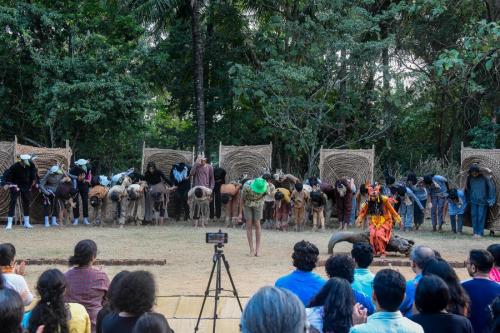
[328,231,415,256]
[319,146,375,186]
[219,143,272,182]
[460,144,500,231]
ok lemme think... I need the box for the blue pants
[350,195,357,225]
[471,204,488,236]
[414,199,426,226]
[399,203,414,229]
[431,196,446,227]
[450,214,463,233]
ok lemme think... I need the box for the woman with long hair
[95,271,130,333]
[26,269,90,333]
[0,287,24,333]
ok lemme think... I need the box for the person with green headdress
[241,177,268,257]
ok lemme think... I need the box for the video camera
[206,230,228,245]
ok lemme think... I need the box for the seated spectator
[102,270,156,333]
[411,275,473,333]
[351,243,375,299]
[350,269,424,333]
[489,296,500,333]
[0,243,33,306]
[65,240,110,333]
[25,269,91,333]
[275,240,325,306]
[0,287,25,333]
[307,277,367,333]
[132,313,174,333]
[462,249,500,333]
[325,255,375,315]
[400,245,435,316]
[422,258,470,316]
[96,271,130,333]
[487,244,500,283]
[240,286,307,333]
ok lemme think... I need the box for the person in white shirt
[0,243,33,306]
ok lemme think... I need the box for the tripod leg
[221,254,243,312]
[213,254,222,333]
[194,257,217,332]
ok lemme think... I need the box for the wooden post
[141,141,146,173]
[371,144,375,184]
[65,140,71,168]
[319,146,324,181]
[192,146,195,165]
[219,142,222,168]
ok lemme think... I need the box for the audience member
[462,249,500,333]
[240,286,308,333]
[400,246,435,316]
[411,275,473,333]
[325,255,375,315]
[488,296,500,333]
[307,277,367,333]
[0,287,25,333]
[351,243,375,299]
[487,244,500,283]
[101,270,156,333]
[350,269,424,333]
[65,240,110,333]
[96,271,130,333]
[422,257,470,316]
[26,269,91,333]
[132,313,174,333]
[275,240,325,306]
[0,243,33,306]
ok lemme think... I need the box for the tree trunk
[191,0,206,155]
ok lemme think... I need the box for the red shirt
[64,266,110,333]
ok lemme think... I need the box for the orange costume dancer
[356,184,401,257]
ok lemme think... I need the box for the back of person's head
[359,183,368,195]
[292,240,319,272]
[469,249,494,274]
[241,286,306,333]
[132,312,174,333]
[274,191,284,201]
[111,270,156,315]
[407,172,417,185]
[415,275,450,314]
[262,173,272,181]
[68,239,97,267]
[194,187,203,198]
[491,296,500,333]
[325,255,355,283]
[410,245,435,270]
[29,269,68,333]
[373,269,406,312]
[0,288,24,333]
[221,193,231,204]
[0,243,16,266]
[351,243,374,269]
[294,183,303,192]
[487,244,500,268]
[308,278,354,333]
[423,174,434,185]
[105,270,130,311]
[448,188,458,200]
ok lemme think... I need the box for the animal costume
[335,179,353,229]
[291,183,309,231]
[356,185,401,257]
[69,159,92,225]
[39,165,65,227]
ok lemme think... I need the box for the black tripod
[194,243,243,333]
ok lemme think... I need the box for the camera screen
[206,232,228,244]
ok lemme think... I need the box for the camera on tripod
[205,230,228,245]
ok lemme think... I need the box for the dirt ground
[0,220,497,297]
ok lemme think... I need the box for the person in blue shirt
[423,174,449,232]
[399,245,435,316]
[447,188,467,234]
[462,249,500,333]
[396,185,424,232]
[351,242,375,299]
[275,240,325,306]
[325,254,375,315]
[349,269,424,333]
[407,173,428,230]
[465,164,496,238]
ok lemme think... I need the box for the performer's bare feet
[254,252,260,257]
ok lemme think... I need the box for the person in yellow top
[273,187,291,231]
[291,183,309,231]
[24,269,91,333]
[356,184,401,258]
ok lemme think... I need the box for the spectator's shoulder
[403,317,424,332]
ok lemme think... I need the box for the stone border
[20,258,167,266]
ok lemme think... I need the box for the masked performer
[69,159,92,225]
[39,165,66,227]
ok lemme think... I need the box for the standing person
[310,188,327,232]
[191,156,214,190]
[143,161,172,224]
[170,162,191,221]
[407,173,428,230]
[423,173,449,232]
[211,166,226,221]
[349,269,424,333]
[39,165,66,227]
[275,241,325,306]
[351,243,375,300]
[447,188,467,234]
[69,159,92,226]
[355,184,401,258]
[262,173,276,229]
[487,244,500,283]
[291,183,309,232]
[187,186,212,227]
[220,182,242,227]
[465,164,496,238]
[65,240,110,333]
[25,269,91,333]
[241,178,267,256]
[2,154,37,229]
[273,187,291,231]
[462,249,500,333]
[335,178,353,230]
[396,185,424,232]
[0,243,33,306]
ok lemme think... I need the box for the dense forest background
[1,0,499,178]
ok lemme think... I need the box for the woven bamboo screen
[319,146,375,186]
[460,145,500,230]
[141,145,194,176]
[0,142,16,219]
[219,143,273,182]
